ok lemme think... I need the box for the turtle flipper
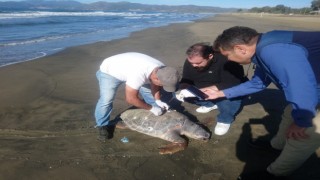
[158,142,187,155]
[158,131,188,154]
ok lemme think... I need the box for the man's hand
[155,100,169,110]
[175,89,195,102]
[286,123,309,140]
[201,86,224,100]
[150,106,164,116]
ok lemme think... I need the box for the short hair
[186,42,213,59]
[214,26,259,51]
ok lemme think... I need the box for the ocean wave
[0,47,64,67]
[0,35,71,47]
[0,11,214,67]
[0,25,131,47]
[0,51,47,67]
[0,11,163,19]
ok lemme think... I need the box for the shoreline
[2,12,319,69]
[0,14,319,180]
[0,13,216,69]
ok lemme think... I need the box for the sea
[0,10,214,67]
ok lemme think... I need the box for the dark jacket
[180,52,247,90]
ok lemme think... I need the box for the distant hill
[0,0,238,13]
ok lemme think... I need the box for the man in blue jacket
[203,26,320,179]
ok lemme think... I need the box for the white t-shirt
[100,52,164,90]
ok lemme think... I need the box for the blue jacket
[223,30,320,127]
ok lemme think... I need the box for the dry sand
[0,14,319,180]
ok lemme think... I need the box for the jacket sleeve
[222,65,271,98]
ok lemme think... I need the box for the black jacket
[180,52,247,90]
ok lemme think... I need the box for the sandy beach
[0,13,319,180]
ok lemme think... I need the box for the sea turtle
[119,109,210,155]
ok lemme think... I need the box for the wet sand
[0,14,319,180]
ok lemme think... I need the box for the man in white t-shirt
[95,52,180,141]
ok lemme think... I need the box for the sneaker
[196,105,218,113]
[97,125,115,142]
[237,170,287,180]
[248,138,282,154]
[214,122,231,135]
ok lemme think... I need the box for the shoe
[248,138,282,154]
[237,170,287,180]
[97,125,115,142]
[214,122,231,135]
[196,105,218,113]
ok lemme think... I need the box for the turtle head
[182,120,210,141]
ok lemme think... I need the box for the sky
[0,0,314,9]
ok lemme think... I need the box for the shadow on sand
[236,88,320,180]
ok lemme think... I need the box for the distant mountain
[0,0,85,10]
[0,0,238,13]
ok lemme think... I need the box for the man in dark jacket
[176,42,247,135]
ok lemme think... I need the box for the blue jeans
[139,84,158,107]
[215,98,242,124]
[95,71,123,127]
[193,98,242,124]
[94,71,157,127]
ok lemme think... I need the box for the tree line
[239,0,320,14]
